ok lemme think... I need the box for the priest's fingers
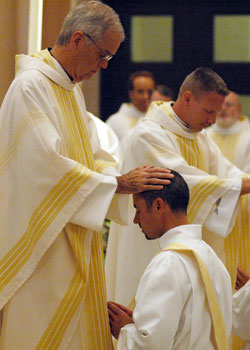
[107,302,134,339]
[108,301,133,317]
[235,267,250,289]
[135,165,172,173]
[237,267,250,280]
[108,301,124,316]
[116,167,174,194]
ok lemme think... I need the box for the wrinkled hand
[235,267,250,290]
[116,166,174,194]
[108,301,134,339]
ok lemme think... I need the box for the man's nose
[142,91,150,100]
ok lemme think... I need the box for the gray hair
[179,67,229,99]
[56,1,125,46]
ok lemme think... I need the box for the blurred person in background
[207,91,250,172]
[106,70,155,140]
[150,84,174,102]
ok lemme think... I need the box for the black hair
[139,169,189,214]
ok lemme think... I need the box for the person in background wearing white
[207,91,250,172]
[106,70,155,140]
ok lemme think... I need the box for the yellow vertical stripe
[175,135,207,171]
[80,233,113,349]
[209,130,240,164]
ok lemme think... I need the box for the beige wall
[0,0,29,105]
[0,1,16,105]
[42,0,70,49]
[16,0,29,54]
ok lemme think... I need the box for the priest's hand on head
[116,165,174,194]
[108,301,134,339]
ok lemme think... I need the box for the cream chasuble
[207,116,250,173]
[105,101,250,349]
[106,103,146,141]
[0,49,121,349]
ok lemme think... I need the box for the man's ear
[71,31,84,50]
[155,198,165,211]
[183,90,192,105]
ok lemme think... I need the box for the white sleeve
[70,176,129,231]
[233,280,250,341]
[117,253,191,350]
[70,176,117,231]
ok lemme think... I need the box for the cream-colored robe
[207,116,250,173]
[105,101,250,349]
[106,103,146,141]
[88,112,121,165]
[0,49,126,349]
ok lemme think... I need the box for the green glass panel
[131,16,173,62]
[239,95,250,117]
[214,16,250,62]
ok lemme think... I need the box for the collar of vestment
[211,115,250,135]
[157,224,202,250]
[119,103,146,119]
[15,49,75,91]
[144,101,203,140]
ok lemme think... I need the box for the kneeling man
[108,170,232,350]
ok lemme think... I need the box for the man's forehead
[133,76,154,88]
[133,193,143,205]
[225,92,239,106]
[197,91,225,107]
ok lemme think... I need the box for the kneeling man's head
[133,170,189,240]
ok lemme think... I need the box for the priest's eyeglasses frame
[84,33,114,62]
